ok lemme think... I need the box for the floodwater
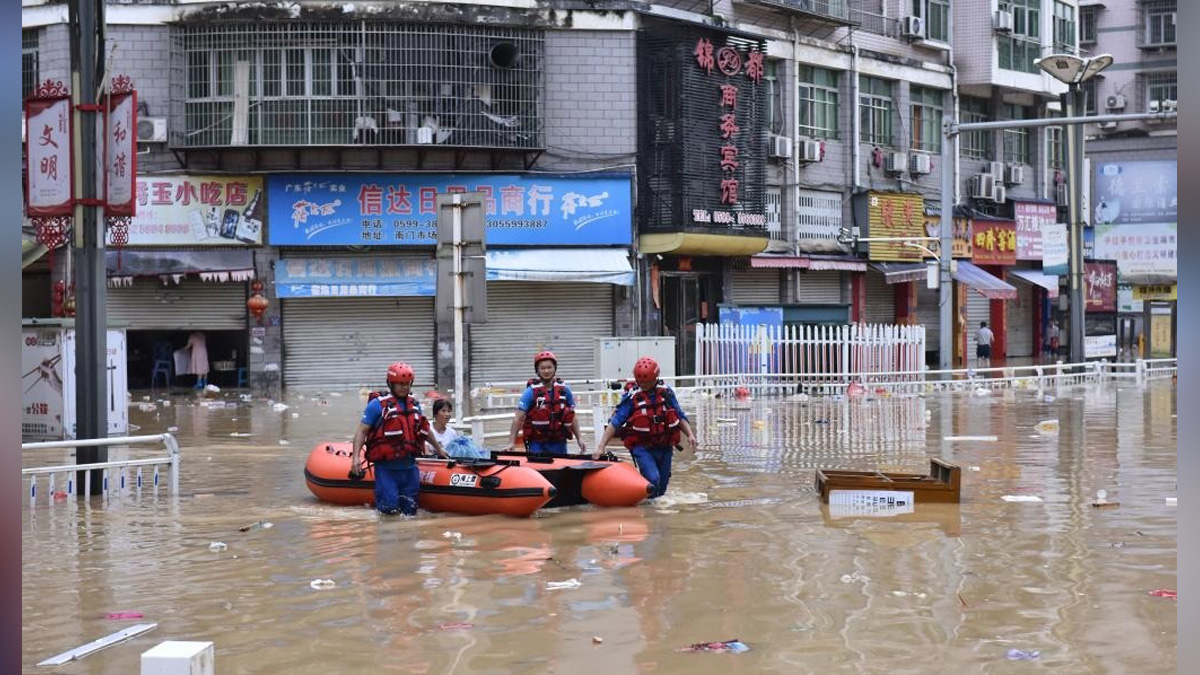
[22,380,1177,673]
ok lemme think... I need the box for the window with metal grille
[22,30,38,98]
[999,0,1042,73]
[1080,6,1098,44]
[1001,104,1031,164]
[1141,0,1176,46]
[1053,1,1077,53]
[174,22,544,149]
[960,97,991,160]
[799,66,839,139]
[909,85,943,153]
[765,60,784,135]
[1143,71,1177,107]
[859,76,893,146]
[1046,126,1063,171]
[913,0,950,42]
[1081,78,1098,115]
[766,186,783,241]
[795,189,842,244]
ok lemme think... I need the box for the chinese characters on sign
[25,93,74,216]
[118,175,265,246]
[1013,201,1055,260]
[1084,261,1117,313]
[865,192,924,261]
[105,90,137,216]
[695,38,763,211]
[1093,222,1176,281]
[1092,160,1177,225]
[274,257,438,297]
[970,220,1017,266]
[1132,284,1176,301]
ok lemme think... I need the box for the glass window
[799,65,839,139]
[1144,2,1177,46]
[1081,78,1098,115]
[1001,103,1031,164]
[960,97,992,160]
[910,85,944,153]
[1053,1,1077,53]
[859,76,893,145]
[1145,71,1177,106]
[999,0,1041,73]
[913,0,950,42]
[765,60,783,135]
[1080,6,1098,43]
[1046,126,1063,171]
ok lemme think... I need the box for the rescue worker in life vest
[593,356,697,499]
[503,351,587,456]
[350,362,449,516]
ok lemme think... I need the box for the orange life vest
[522,378,576,443]
[365,391,429,462]
[621,384,681,449]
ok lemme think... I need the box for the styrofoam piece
[1001,495,1043,503]
[39,623,158,666]
[943,435,998,442]
[141,640,215,675]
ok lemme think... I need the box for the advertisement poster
[923,217,972,258]
[267,174,632,247]
[1093,222,1177,282]
[22,328,128,439]
[275,257,437,298]
[1042,223,1068,276]
[1084,334,1117,359]
[116,175,265,246]
[1014,201,1056,260]
[1084,261,1118,313]
[970,220,1017,266]
[1092,160,1177,225]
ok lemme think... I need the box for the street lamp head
[1036,53,1115,85]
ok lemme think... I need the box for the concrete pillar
[141,641,214,675]
[250,249,282,400]
[849,272,866,322]
[988,266,1007,360]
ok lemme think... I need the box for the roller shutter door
[965,289,992,360]
[794,270,842,304]
[729,268,781,304]
[469,282,613,387]
[916,283,941,353]
[863,272,895,325]
[281,297,436,388]
[107,278,246,329]
[1006,280,1034,357]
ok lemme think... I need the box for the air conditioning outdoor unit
[992,184,1007,204]
[798,139,822,163]
[968,173,995,199]
[1106,95,1126,111]
[1148,99,1161,114]
[1098,120,1118,130]
[884,151,907,174]
[1056,183,1069,206]
[909,153,932,174]
[989,161,1006,179]
[137,117,168,143]
[993,10,1014,33]
[769,134,793,159]
[902,16,925,39]
[1004,164,1025,185]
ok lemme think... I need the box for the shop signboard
[970,220,1017,266]
[864,192,925,262]
[1132,284,1176,302]
[267,174,632,246]
[117,175,266,246]
[1093,223,1177,281]
[1092,160,1176,225]
[1084,261,1117,313]
[1014,201,1055,260]
[275,257,437,298]
[1042,223,1068,276]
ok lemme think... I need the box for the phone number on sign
[489,220,548,229]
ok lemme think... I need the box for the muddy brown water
[22,381,1176,673]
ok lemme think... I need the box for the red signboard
[104,82,137,217]
[970,220,1017,266]
[1084,261,1117,313]
[24,82,74,217]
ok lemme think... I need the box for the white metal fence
[22,434,181,506]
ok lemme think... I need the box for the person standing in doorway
[349,362,448,517]
[504,351,587,456]
[186,331,210,389]
[975,321,995,368]
[594,356,698,499]
[1045,322,1061,360]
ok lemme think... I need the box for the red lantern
[250,280,265,293]
[247,293,269,322]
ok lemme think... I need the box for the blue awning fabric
[953,261,1017,300]
[1007,269,1060,298]
[871,262,929,284]
[486,248,634,286]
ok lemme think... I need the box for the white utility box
[21,320,128,440]
[141,640,215,675]
[594,336,676,382]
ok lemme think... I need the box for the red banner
[1085,261,1117,313]
[970,220,1017,266]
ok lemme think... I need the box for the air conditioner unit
[1098,120,1118,130]
[909,153,932,174]
[1148,99,1161,114]
[137,117,168,143]
[884,151,907,174]
[993,10,1014,33]
[968,173,995,199]
[989,161,1006,178]
[769,134,793,159]
[1056,183,1069,206]
[1004,164,1025,185]
[902,16,925,39]
[992,184,1007,204]
[1163,99,1177,112]
[1105,95,1126,111]
[798,139,823,163]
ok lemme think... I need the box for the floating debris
[545,579,582,591]
[208,542,228,552]
[1001,495,1043,503]
[309,579,336,590]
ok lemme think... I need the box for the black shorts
[977,344,992,359]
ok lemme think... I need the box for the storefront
[852,191,925,326]
[1010,201,1059,359]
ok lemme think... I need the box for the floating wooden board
[38,623,157,667]
[816,458,961,504]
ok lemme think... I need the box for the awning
[22,231,48,269]
[870,262,928,284]
[105,249,255,277]
[640,232,768,256]
[1007,269,1059,298]
[486,248,634,286]
[953,260,1017,300]
[750,255,867,271]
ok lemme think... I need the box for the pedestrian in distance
[350,362,448,516]
[975,320,995,368]
[1046,322,1061,359]
[594,356,698,499]
[504,350,587,456]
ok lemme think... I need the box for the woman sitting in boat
[503,350,588,456]
[594,356,698,499]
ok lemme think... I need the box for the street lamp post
[1035,53,1114,364]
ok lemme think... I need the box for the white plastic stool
[141,641,214,675]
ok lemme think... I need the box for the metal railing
[22,434,181,506]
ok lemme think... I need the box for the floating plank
[942,435,998,442]
[38,623,157,667]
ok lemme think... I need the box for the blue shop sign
[267,174,632,246]
[274,257,436,298]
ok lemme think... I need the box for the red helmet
[386,362,415,385]
[633,357,660,380]
[533,350,557,370]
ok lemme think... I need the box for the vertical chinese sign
[1084,260,1117,312]
[24,81,74,217]
[970,220,1017,266]
[866,191,924,261]
[105,78,137,217]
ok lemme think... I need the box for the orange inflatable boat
[491,451,652,508]
[303,443,556,518]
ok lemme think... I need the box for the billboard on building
[1092,160,1176,225]
[970,220,1016,266]
[861,192,924,262]
[117,175,265,246]
[1084,260,1118,313]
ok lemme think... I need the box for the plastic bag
[445,436,490,460]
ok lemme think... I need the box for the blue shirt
[609,386,688,429]
[517,381,577,412]
[361,396,423,428]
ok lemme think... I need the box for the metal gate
[729,268,781,304]
[916,283,941,353]
[863,271,895,324]
[107,279,246,330]
[794,270,842,304]
[965,289,991,361]
[1006,281,1035,357]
